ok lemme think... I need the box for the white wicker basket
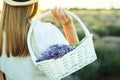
[27,10,97,80]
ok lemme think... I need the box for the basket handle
[33,10,91,36]
[27,10,91,64]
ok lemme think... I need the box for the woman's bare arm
[63,22,79,45]
[0,71,4,80]
[52,7,79,45]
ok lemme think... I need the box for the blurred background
[0,0,120,80]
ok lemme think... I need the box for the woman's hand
[52,7,72,25]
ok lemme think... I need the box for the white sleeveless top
[0,22,69,80]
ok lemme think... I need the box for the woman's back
[1,54,48,80]
[0,22,69,80]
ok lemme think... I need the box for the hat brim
[4,0,39,6]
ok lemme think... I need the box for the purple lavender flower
[36,44,74,62]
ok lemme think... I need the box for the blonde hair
[0,2,38,57]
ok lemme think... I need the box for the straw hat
[4,0,39,6]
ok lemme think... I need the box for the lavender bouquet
[36,44,74,62]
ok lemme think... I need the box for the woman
[0,0,79,80]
